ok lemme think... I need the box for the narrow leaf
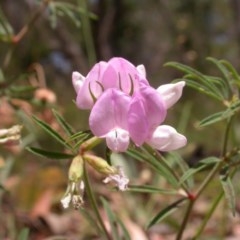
[147,198,186,229]
[101,197,120,240]
[128,185,177,194]
[32,115,72,150]
[17,228,29,240]
[52,109,75,136]
[179,157,220,186]
[220,174,236,216]
[26,147,74,160]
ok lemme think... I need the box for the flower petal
[128,94,149,146]
[157,81,185,109]
[128,85,167,146]
[106,128,130,152]
[89,88,131,137]
[72,71,85,93]
[76,61,108,109]
[147,125,187,151]
[136,64,146,78]
[108,57,140,93]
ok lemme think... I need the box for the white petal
[157,81,185,109]
[61,194,71,209]
[106,128,130,152]
[147,125,187,151]
[72,71,85,93]
[136,64,146,78]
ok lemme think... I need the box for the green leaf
[147,198,186,229]
[115,216,131,240]
[52,109,75,136]
[127,146,179,188]
[26,147,74,160]
[220,60,240,86]
[79,208,102,235]
[17,228,29,240]
[101,197,121,240]
[128,185,177,194]
[198,111,226,127]
[220,173,236,216]
[179,157,220,186]
[32,115,72,150]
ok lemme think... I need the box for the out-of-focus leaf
[0,8,14,42]
[101,197,120,240]
[165,62,224,97]
[220,60,240,86]
[127,146,179,188]
[147,198,186,229]
[26,147,74,160]
[220,172,236,216]
[32,115,72,150]
[80,208,102,235]
[179,157,220,186]
[128,185,177,194]
[115,216,131,240]
[198,111,229,127]
[52,109,75,136]
[48,2,97,28]
[17,228,29,240]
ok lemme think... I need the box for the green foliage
[17,228,29,240]
[26,146,74,159]
[147,198,186,229]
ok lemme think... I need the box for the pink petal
[157,81,185,109]
[128,94,149,146]
[76,61,108,109]
[72,71,85,93]
[147,125,187,151]
[89,88,131,137]
[106,128,130,152]
[136,64,146,78]
[139,84,167,129]
[108,57,140,94]
[128,85,167,146]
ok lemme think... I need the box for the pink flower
[74,57,147,110]
[73,57,187,152]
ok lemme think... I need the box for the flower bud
[68,155,84,182]
[83,153,115,175]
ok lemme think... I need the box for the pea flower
[72,57,187,152]
[72,57,147,109]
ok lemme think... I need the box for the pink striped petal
[89,88,131,137]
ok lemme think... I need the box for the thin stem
[13,0,50,43]
[195,117,233,199]
[83,162,112,240]
[177,117,234,240]
[143,144,191,195]
[3,0,49,70]
[192,191,224,240]
[77,0,96,66]
[176,200,194,240]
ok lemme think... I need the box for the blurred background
[1,0,240,239]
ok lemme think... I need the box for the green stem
[78,0,96,66]
[176,117,233,240]
[143,144,190,195]
[192,191,224,240]
[83,162,112,240]
[176,200,194,240]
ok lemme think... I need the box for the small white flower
[61,180,85,209]
[61,193,71,209]
[103,166,129,191]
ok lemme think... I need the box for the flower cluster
[72,57,187,152]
